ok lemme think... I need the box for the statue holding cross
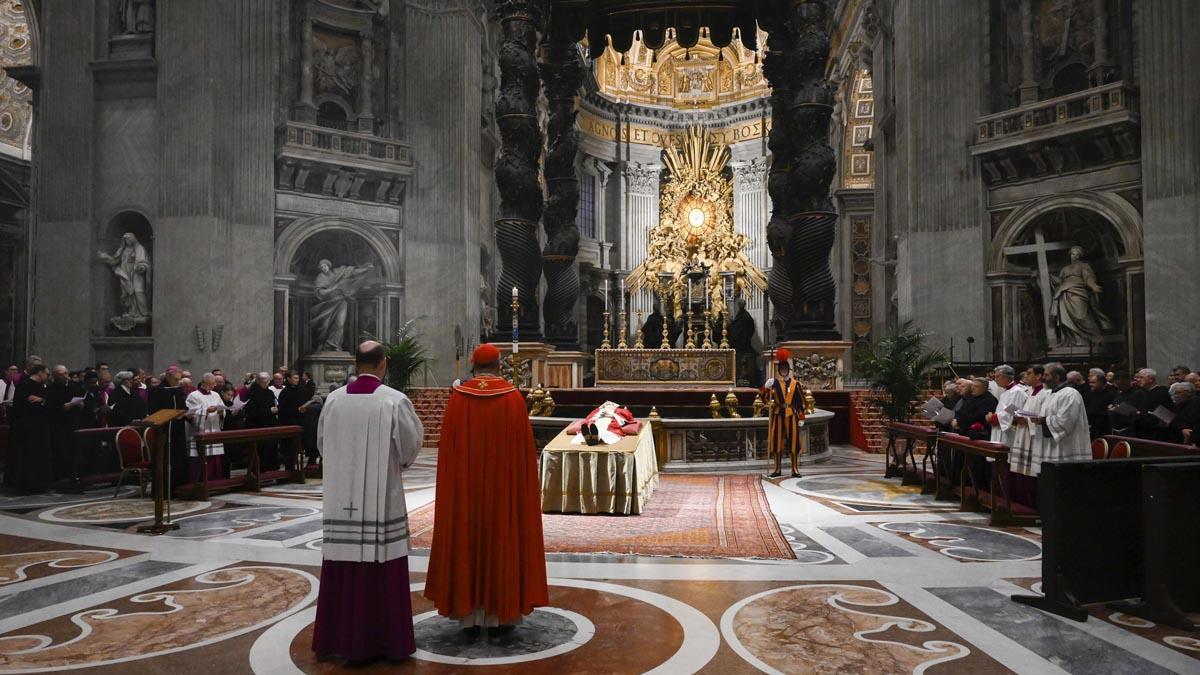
[1004,228,1113,350]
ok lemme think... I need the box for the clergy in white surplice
[313,341,423,663]
[989,365,1028,447]
[1034,364,1091,466]
[185,373,226,482]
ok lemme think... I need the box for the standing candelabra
[510,286,522,387]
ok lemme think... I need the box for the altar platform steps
[848,390,938,454]
[409,387,450,447]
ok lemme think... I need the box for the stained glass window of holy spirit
[842,69,875,190]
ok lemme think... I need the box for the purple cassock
[312,374,418,663]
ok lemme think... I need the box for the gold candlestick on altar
[617,309,628,349]
[661,310,671,349]
[720,310,730,349]
[600,310,611,349]
[634,311,644,348]
[700,308,714,349]
[684,305,695,348]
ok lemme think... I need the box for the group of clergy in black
[936,364,1200,447]
[3,359,323,495]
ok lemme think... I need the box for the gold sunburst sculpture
[627,126,767,322]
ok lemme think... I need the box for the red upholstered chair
[1109,440,1132,459]
[114,426,151,498]
[1091,438,1109,460]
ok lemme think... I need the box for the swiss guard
[764,348,806,478]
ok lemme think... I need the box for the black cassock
[148,385,189,489]
[10,378,51,492]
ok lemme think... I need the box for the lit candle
[511,286,519,354]
[512,286,519,300]
[603,279,609,310]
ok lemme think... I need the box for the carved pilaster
[539,21,585,348]
[493,0,547,340]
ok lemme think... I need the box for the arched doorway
[274,217,403,370]
[989,192,1143,369]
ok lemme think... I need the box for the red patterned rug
[407,474,794,560]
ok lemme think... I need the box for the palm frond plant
[377,319,431,393]
[854,322,947,423]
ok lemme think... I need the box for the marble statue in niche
[310,259,375,352]
[119,0,155,35]
[1049,245,1113,348]
[479,281,495,339]
[97,232,151,332]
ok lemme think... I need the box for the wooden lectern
[135,408,185,534]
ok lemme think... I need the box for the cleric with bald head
[313,340,424,663]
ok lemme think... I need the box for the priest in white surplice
[1008,365,1047,506]
[313,341,423,664]
[1031,363,1091,466]
[988,364,1028,447]
[185,373,226,482]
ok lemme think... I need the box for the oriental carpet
[408,474,794,559]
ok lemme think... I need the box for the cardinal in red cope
[424,343,548,635]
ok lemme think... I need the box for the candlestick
[600,310,611,349]
[684,305,695,348]
[617,309,628,349]
[510,291,522,385]
[661,311,671,349]
[634,311,644,349]
[720,310,730,349]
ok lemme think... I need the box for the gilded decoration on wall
[626,126,767,322]
[791,353,840,391]
[0,0,31,156]
[593,28,769,110]
[594,348,736,387]
[841,68,875,189]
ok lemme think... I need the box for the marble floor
[0,447,1194,674]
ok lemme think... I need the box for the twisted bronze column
[539,21,585,348]
[493,0,547,340]
[763,0,841,341]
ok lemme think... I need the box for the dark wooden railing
[188,425,304,500]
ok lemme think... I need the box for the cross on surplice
[343,501,359,517]
[1003,227,1075,345]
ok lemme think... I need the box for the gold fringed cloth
[539,423,659,515]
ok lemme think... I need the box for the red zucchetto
[471,343,501,368]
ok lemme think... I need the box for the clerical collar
[1051,382,1069,393]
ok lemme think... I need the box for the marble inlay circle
[785,473,953,507]
[248,577,720,674]
[38,499,211,524]
[720,584,971,674]
[410,607,593,666]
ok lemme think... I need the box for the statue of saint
[310,259,376,352]
[479,281,495,338]
[1049,245,1113,348]
[97,232,151,331]
[119,0,155,35]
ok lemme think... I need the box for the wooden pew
[936,433,1034,526]
[1012,455,1200,621]
[884,422,939,493]
[183,425,304,500]
[1108,462,1200,630]
[1100,435,1200,459]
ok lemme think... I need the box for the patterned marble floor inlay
[37,499,211,524]
[0,564,317,671]
[877,521,1042,562]
[820,526,915,557]
[777,524,842,564]
[721,582,1005,674]
[0,550,118,588]
[412,607,593,665]
[0,560,189,622]
[929,586,1178,675]
[0,487,139,513]
[163,506,320,539]
[784,473,958,513]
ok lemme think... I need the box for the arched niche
[988,192,1143,367]
[97,210,154,337]
[274,217,402,365]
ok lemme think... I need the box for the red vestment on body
[424,374,548,625]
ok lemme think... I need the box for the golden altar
[594,347,736,387]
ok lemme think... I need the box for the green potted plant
[854,322,947,423]
[378,319,431,393]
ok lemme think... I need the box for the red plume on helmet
[774,348,791,365]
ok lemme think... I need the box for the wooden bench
[884,422,940,493]
[937,433,1035,526]
[1099,435,1200,459]
[182,425,305,500]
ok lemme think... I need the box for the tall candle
[511,286,519,354]
[603,279,609,310]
